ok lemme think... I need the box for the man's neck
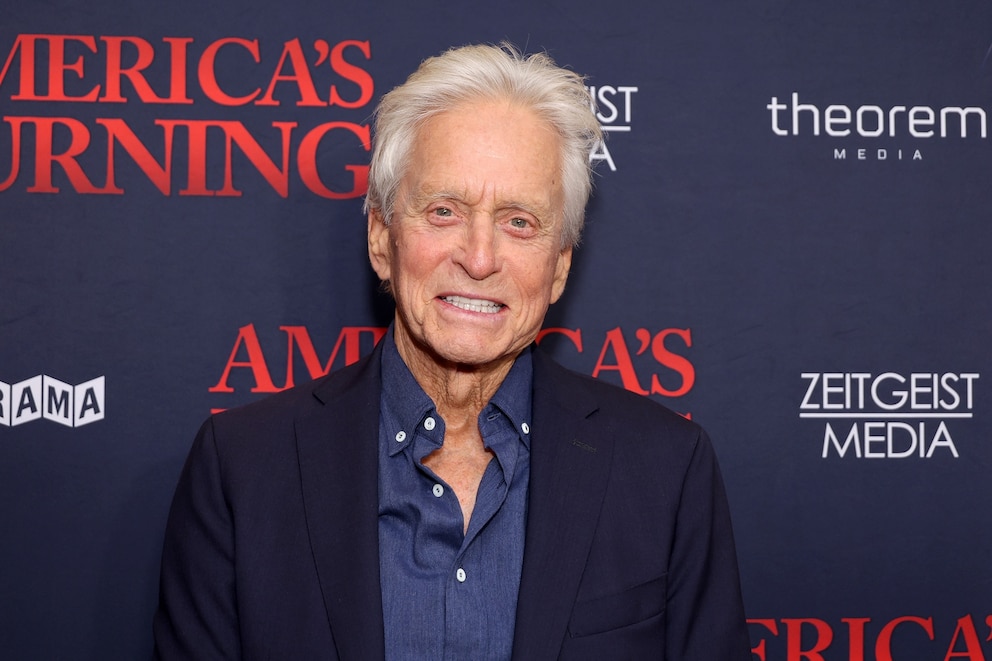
[395,335,518,427]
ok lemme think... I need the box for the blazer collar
[512,350,614,661]
[296,343,386,661]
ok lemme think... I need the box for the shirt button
[394,430,406,443]
[521,422,530,435]
[456,568,466,583]
[432,483,444,497]
[424,416,436,431]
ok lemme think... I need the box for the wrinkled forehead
[397,100,566,216]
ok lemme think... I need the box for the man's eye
[433,207,453,217]
[509,217,529,229]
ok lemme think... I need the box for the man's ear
[367,209,392,282]
[550,244,573,304]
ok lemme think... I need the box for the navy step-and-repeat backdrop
[2,0,990,658]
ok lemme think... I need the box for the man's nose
[457,216,499,280]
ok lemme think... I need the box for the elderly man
[154,44,750,660]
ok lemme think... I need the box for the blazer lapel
[512,351,614,661]
[295,349,385,661]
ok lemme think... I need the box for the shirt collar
[485,347,533,450]
[379,326,534,456]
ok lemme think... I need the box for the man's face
[368,99,572,376]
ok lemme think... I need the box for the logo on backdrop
[766,91,988,162]
[799,372,979,458]
[206,324,695,414]
[587,84,638,171]
[0,375,106,427]
[0,34,374,198]
[749,613,992,660]
[0,36,640,194]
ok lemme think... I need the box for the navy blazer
[154,345,750,660]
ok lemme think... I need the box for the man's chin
[422,336,523,371]
[434,346,512,369]
[394,322,529,374]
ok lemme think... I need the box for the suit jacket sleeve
[665,427,750,660]
[152,353,382,661]
[154,417,242,660]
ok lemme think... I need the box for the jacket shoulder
[532,348,701,439]
[205,349,380,451]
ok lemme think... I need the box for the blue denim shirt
[378,330,532,660]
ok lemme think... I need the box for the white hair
[364,43,602,248]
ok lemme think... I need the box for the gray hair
[364,43,602,248]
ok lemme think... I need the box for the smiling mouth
[441,295,504,314]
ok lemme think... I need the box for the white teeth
[442,295,503,314]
